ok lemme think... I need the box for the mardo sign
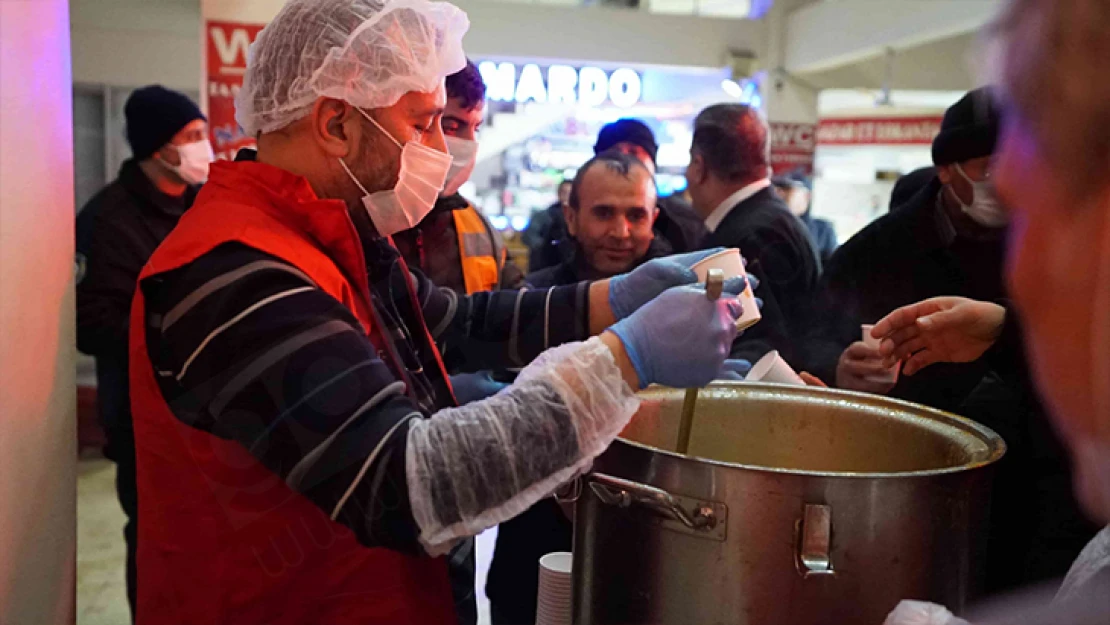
[478,61,642,108]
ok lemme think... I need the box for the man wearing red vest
[128,0,751,623]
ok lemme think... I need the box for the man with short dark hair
[687,103,821,366]
[528,152,665,286]
[594,118,707,253]
[392,60,524,296]
[75,84,211,621]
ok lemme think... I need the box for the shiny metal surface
[573,383,1005,625]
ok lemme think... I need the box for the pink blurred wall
[0,0,78,623]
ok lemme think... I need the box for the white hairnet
[406,337,641,556]
[236,0,469,135]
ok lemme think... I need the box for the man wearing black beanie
[803,87,1098,592]
[75,84,209,621]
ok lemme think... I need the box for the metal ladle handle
[675,268,726,455]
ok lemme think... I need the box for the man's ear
[649,206,660,226]
[936,164,954,186]
[312,98,358,159]
[688,153,707,185]
[563,203,578,237]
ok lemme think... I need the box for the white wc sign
[478,62,642,108]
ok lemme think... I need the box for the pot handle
[585,473,721,532]
[796,504,835,577]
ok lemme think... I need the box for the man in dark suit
[686,104,821,366]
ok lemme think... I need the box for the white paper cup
[861,324,899,384]
[861,324,880,349]
[747,350,805,386]
[691,249,762,331]
[692,249,744,282]
[536,552,573,625]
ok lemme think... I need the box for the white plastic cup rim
[747,350,805,386]
[539,551,573,574]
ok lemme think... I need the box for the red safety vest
[129,161,457,625]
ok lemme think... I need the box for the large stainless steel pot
[572,383,1005,625]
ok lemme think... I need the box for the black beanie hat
[124,85,206,160]
[594,118,659,164]
[931,87,1001,166]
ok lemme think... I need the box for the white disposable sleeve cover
[406,337,640,556]
[884,601,970,625]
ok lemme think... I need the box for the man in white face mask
[124,1,754,623]
[804,87,1098,593]
[73,84,210,621]
[392,60,525,297]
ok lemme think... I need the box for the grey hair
[691,104,770,184]
[568,150,656,210]
[990,0,1110,192]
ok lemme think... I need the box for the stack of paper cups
[691,248,762,331]
[535,552,573,625]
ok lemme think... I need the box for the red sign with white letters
[816,116,943,146]
[769,122,817,175]
[204,20,265,161]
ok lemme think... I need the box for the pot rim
[619,382,1008,479]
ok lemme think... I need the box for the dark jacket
[523,203,568,273]
[392,193,525,295]
[526,236,673,288]
[701,186,822,367]
[76,159,196,434]
[800,211,838,264]
[802,179,1008,410]
[804,181,1097,591]
[655,194,708,253]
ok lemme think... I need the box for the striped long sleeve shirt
[140,240,591,554]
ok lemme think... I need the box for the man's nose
[611,218,631,238]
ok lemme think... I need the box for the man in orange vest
[128,1,751,623]
[393,59,523,297]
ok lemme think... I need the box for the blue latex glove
[717,359,753,381]
[609,250,751,320]
[608,284,744,389]
[450,371,510,405]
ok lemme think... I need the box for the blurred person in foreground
[523,179,572,272]
[125,0,753,623]
[806,87,1097,592]
[771,172,837,263]
[687,103,821,366]
[490,150,754,625]
[879,1,1110,622]
[74,85,211,620]
[593,118,707,253]
[392,59,524,296]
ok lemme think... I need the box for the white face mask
[340,108,453,238]
[442,136,478,197]
[953,163,1009,228]
[163,139,214,185]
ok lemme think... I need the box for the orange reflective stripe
[452,205,502,294]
